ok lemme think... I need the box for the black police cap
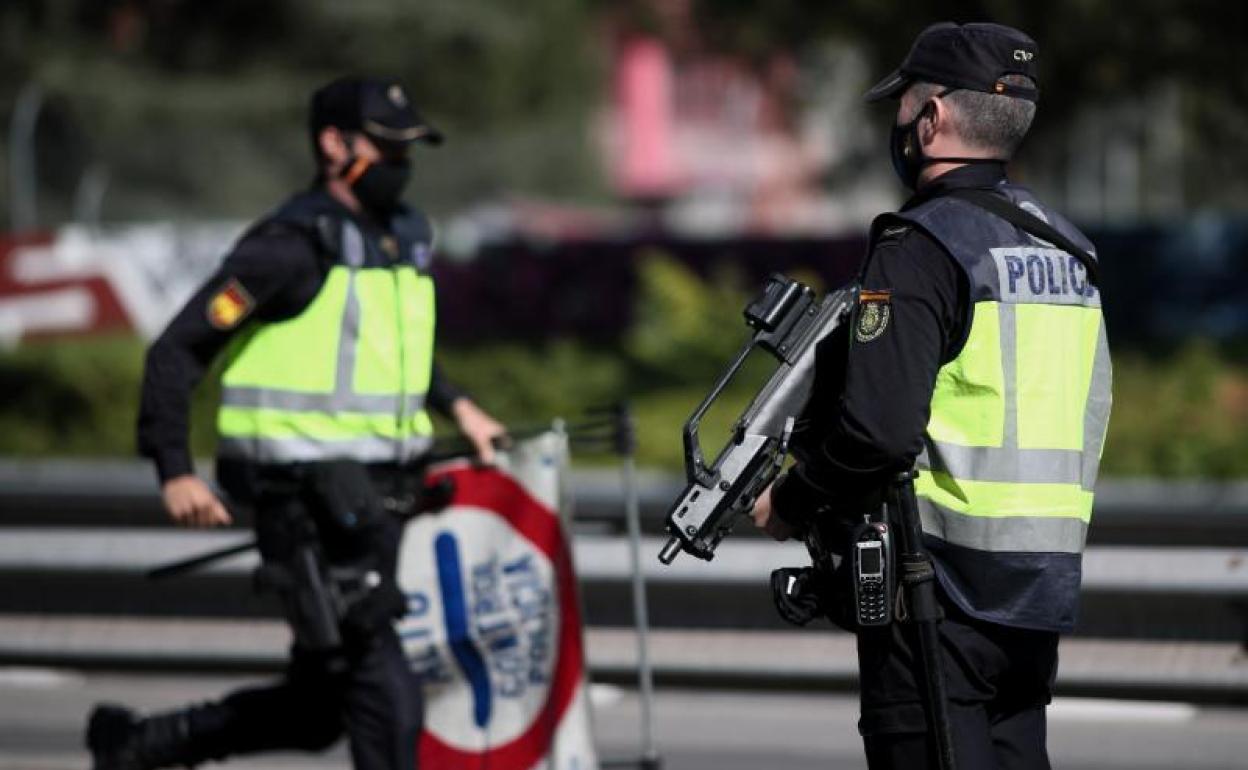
[310,76,444,148]
[864,22,1039,103]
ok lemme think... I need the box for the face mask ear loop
[899,101,937,174]
[342,156,372,186]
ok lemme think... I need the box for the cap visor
[363,119,444,146]
[863,69,910,103]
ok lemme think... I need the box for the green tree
[0,0,605,225]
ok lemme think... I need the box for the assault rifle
[658,275,856,564]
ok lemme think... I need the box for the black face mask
[889,97,1006,190]
[341,155,412,214]
[889,103,931,190]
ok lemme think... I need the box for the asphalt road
[3,668,1245,770]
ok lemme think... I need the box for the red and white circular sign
[398,464,594,770]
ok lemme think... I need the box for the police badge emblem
[855,289,892,343]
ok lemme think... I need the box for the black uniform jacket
[771,163,1011,525]
[137,189,465,484]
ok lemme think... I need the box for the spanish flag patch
[206,279,255,330]
[855,288,892,343]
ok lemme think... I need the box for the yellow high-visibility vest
[886,185,1112,631]
[216,202,436,465]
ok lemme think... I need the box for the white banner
[397,431,598,770]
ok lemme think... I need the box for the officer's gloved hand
[770,567,825,627]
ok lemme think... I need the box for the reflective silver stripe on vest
[218,434,434,464]
[917,442,1085,486]
[341,219,365,268]
[220,388,427,416]
[336,221,364,399]
[919,497,1088,554]
[998,303,1019,449]
[1081,321,1113,491]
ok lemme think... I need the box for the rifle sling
[945,187,1100,287]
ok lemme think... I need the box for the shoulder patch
[206,279,255,330]
[855,289,892,343]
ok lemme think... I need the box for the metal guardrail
[2,528,1246,597]
[2,460,1247,702]
[1,527,1244,638]
[4,459,1248,545]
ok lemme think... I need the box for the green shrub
[434,339,627,432]
[1100,342,1248,479]
[2,262,1246,479]
[0,336,221,459]
[624,250,751,388]
[0,336,144,456]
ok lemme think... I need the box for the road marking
[589,683,626,708]
[0,666,84,689]
[1049,697,1198,722]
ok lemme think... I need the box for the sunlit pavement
[1,669,1244,770]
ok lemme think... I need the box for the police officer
[753,23,1112,770]
[86,76,505,770]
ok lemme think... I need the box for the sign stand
[619,406,661,770]
[576,405,662,770]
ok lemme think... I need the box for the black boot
[86,702,212,769]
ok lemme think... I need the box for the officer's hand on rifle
[162,475,232,528]
[451,397,507,465]
[751,482,796,542]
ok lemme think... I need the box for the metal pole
[9,82,44,233]
[619,408,661,769]
[73,163,111,231]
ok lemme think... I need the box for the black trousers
[185,633,423,770]
[856,601,1059,770]
[179,477,424,770]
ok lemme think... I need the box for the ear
[920,99,947,147]
[317,127,351,167]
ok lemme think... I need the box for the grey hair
[909,75,1037,157]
